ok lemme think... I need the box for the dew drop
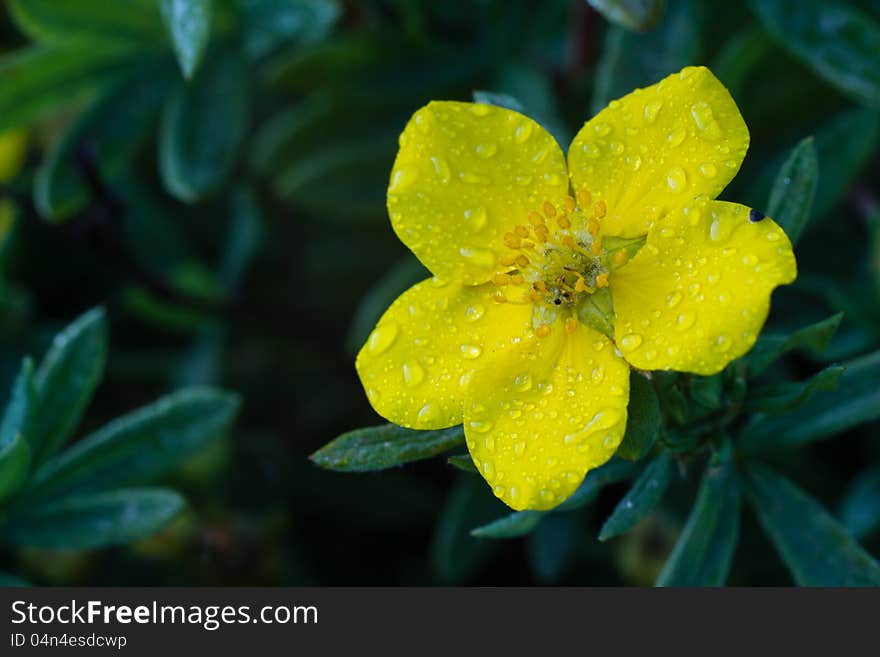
[667,167,688,192]
[460,344,482,360]
[367,323,399,355]
[465,304,486,322]
[514,122,533,143]
[475,142,498,158]
[402,360,425,387]
[667,129,686,147]
[619,333,643,351]
[469,419,493,433]
[458,246,496,269]
[666,291,683,308]
[459,171,490,185]
[389,168,418,193]
[699,162,718,178]
[513,441,526,457]
[643,100,663,123]
[594,122,612,136]
[513,374,533,392]
[591,366,605,384]
[676,312,696,330]
[463,206,488,231]
[715,334,732,351]
[470,104,492,116]
[430,156,450,183]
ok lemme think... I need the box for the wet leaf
[600,452,674,541]
[766,136,818,246]
[616,372,660,461]
[160,0,213,79]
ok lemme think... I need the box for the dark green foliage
[0,0,878,587]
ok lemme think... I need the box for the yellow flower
[0,129,28,184]
[356,66,796,511]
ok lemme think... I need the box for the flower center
[491,188,644,338]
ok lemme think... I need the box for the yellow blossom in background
[0,129,28,184]
[357,66,796,511]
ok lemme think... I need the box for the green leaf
[472,90,524,113]
[471,510,543,539]
[158,48,249,202]
[587,0,665,32]
[430,476,501,584]
[689,374,723,411]
[527,514,580,583]
[34,57,176,221]
[0,434,31,503]
[24,388,239,501]
[30,308,107,464]
[711,28,772,98]
[743,463,880,586]
[741,350,880,451]
[447,454,477,474]
[592,0,700,113]
[599,452,674,541]
[311,424,464,472]
[746,365,844,414]
[813,108,880,219]
[766,136,818,246]
[160,0,213,79]
[745,312,843,376]
[0,488,185,550]
[0,46,133,132]
[7,0,164,51]
[839,467,880,540]
[240,0,340,60]
[0,359,34,499]
[749,0,880,108]
[616,372,660,461]
[656,441,740,586]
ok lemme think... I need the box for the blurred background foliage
[0,0,878,585]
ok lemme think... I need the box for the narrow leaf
[471,510,543,539]
[30,308,107,463]
[158,48,249,202]
[0,434,30,502]
[25,388,239,501]
[472,90,524,113]
[749,0,880,107]
[160,0,213,79]
[746,312,843,376]
[599,452,674,541]
[656,441,740,586]
[840,467,880,540]
[447,454,478,474]
[741,350,880,451]
[0,488,184,550]
[0,46,131,132]
[743,463,880,586]
[746,365,843,413]
[766,136,818,246]
[616,372,660,461]
[587,0,665,32]
[311,424,464,472]
[241,0,340,60]
[0,571,29,587]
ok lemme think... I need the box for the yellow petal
[611,199,797,375]
[388,101,569,285]
[356,277,533,429]
[568,66,750,238]
[464,321,630,511]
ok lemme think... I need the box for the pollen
[593,200,607,219]
[528,211,545,227]
[542,201,556,218]
[564,195,576,213]
[515,254,530,268]
[587,217,601,236]
[596,272,609,288]
[535,324,552,338]
[565,318,578,334]
[493,273,511,286]
[576,188,592,208]
[504,233,522,249]
[574,277,589,293]
[590,238,603,256]
[514,224,530,238]
[556,215,571,229]
[613,250,628,266]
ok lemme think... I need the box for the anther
[504,233,522,249]
[590,238,602,256]
[613,250,627,266]
[514,225,530,238]
[542,201,556,218]
[510,274,525,285]
[515,255,530,268]
[593,200,607,218]
[528,211,544,227]
[493,273,511,286]
[565,318,578,334]
[535,324,552,338]
[564,196,576,213]
[576,188,592,208]
[575,277,588,293]
[587,217,601,236]
[596,273,609,288]
[492,293,507,303]
[557,215,571,229]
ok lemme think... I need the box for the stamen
[510,274,525,285]
[515,254,530,268]
[596,273,609,288]
[542,201,556,218]
[593,200,607,219]
[492,293,507,303]
[504,233,522,249]
[564,195,576,213]
[514,224,530,238]
[587,217,601,236]
[528,211,544,227]
[535,324,552,338]
[565,318,578,334]
[590,238,602,256]
[499,255,518,267]
[574,277,589,293]
[493,273,511,286]
[577,188,592,207]
[557,215,571,229]
[613,250,628,266]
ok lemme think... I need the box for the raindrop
[430,156,450,183]
[514,122,533,143]
[367,323,399,355]
[458,246,496,269]
[475,142,498,158]
[460,344,482,359]
[667,167,688,192]
[699,162,718,178]
[643,101,663,123]
[619,333,643,351]
[402,360,425,387]
[465,304,486,322]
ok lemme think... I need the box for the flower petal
[464,321,630,511]
[611,199,797,375]
[356,278,533,429]
[388,101,569,285]
[568,66,750,238]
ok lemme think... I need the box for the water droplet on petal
[367,323,399,355]
[465,304,485,322]
[699,162,718,178]
[463,206,488,231]
[475,142,498,158]
[459,246,496,269]
[667,129,686,147]
[514,121,533,143]
[402,360,425,387]
[389,167,418,193]
[430,156,450,183]
[667,167,688,192]
[644,100,663,123]
[513,374,532,392]
[460,344,482,360]
[666,291,683,308]
[676,312,696,330]
[619,333,643,351]
[470,104,492,117]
